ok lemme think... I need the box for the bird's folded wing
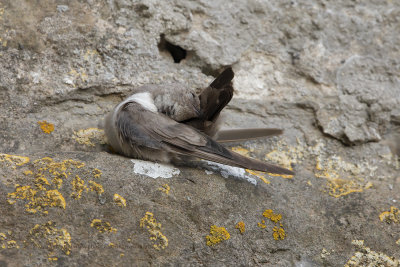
[120,103,294,175]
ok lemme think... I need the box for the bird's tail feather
[215,128,283,143]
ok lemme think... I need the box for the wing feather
[119,102,294,175]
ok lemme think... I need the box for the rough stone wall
[0,0,399,266]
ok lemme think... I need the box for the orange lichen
[140,212,168,250]
[158,184,170,195]
[379,206,399,224]
[113,194,126,207]
[206,225,230,246]
[37,121,55,134]
[29,221,71,256]
[90,219,117,233]
[273,227,286,240]
[235,221,245,234]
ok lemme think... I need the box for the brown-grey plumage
[184,67,234,136]
[104,67,294,175]
[105,98,294,175]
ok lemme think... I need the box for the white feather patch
[125,92,158,112]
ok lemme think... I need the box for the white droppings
[205,170,214,175]
[131,159,180,179]
[205,161,257,185]
[63,77,74,85]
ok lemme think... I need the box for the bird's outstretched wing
[118,102,294,175]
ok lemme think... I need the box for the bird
[104,68,294,175]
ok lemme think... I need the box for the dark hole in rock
[158,35,187,63]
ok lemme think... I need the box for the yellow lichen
[260,209,286,240]
[245,169,271,184]
[321,248,331,259]
[46,190,66,209]
[0,232,20,249]
[83,49,100,61]
[6,156,100,214]
[206,225,230,246]
[68,68,88,84]
[263,209,282,223]
[379,206,399,224]
[7,184,65,213]
[231,146,251,157]
[90,219,117,233]
[232,146,281,182]
[264,140,302,178]
[113,194,126,207]
[0,153,30,168]
[89,180,104,195]
[29,221,71,256]
[258,220,267,229]
[72,128,106,146]
[71,175,88,199]
[37,121,55,134]
[24,170,33,175]
[345,240,399,267]
[315,155,375,198]
[235,221,245,234]
[140,212,168,250]
[272,227,286,240]
[158,184,170,195]
[92,168,102,178]
[4,240,19,249]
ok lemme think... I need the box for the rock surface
[0,0,399,266]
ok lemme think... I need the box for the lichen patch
[206,225,230,246]
[140,212,168,250]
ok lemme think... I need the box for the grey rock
[0,0,399,266]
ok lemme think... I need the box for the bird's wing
[119,102,294,175]
[200,67,234,122]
